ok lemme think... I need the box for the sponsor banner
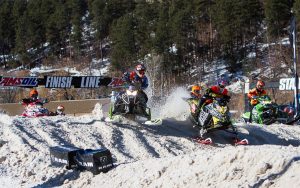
[45,76,73,88]
[107,77,125,88]
[44,76,112,88]
[0,77,38,87]
[279,78,300,90]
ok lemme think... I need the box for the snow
[30,66,82,76]
[1,88,300,187]
[5,58,110,76]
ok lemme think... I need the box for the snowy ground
[1,89,300,188]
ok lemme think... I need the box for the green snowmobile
[242,95,295,125]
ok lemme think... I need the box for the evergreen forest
[0,0,299,86]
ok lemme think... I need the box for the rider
[53,105,65,116]
[197,79,230,109]
[22,89,42,105]
[112,64,149,115]
[247,80,267,105]
[247,80,267,122]
[188,85,202,118]
[122,64,149,106]
[190,85,202,100]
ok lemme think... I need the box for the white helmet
[56,105,65,114]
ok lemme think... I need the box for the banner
[43,76,112,88]
[279,78,300,90]
[0,77,39,87]
[0,76,112,88]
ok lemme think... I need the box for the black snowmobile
[185,97,248,145]
[108,84,151,121]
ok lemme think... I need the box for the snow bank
[1,103,300,187]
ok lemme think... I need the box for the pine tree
[46,1,70,57]
[110,14,136,70]
[265,0,292,40]
[211,0,237,55]
[67,0,87,58]
[0,0,15,68]
[89,0,109,59]
[26,1,46,50]
[154,1,171,55]
[134,0,159,58]
[169,0,196,74]
[13,0,29,67]
[211,0,263,61]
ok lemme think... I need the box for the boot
[249,105,254,123]
[195,97,207,116]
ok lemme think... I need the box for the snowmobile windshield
[258,95,271,102]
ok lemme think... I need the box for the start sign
[279,78,300,90]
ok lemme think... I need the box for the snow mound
[92,103,104,118]
[1,106,300,187]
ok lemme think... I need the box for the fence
[0,98,110,116]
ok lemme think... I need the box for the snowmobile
[241,95,296,125]
[110,84,151,120]
[21,101,50,117]
[106,78,162,125]
[108,84,151,121]
[20,99,65,117]
[185,97,248,145]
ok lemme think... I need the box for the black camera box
[75,148,114,174]
[49,145,82,169]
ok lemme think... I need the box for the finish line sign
[0,76,112,88]
[44,76,109,88]
[279,78,300,90]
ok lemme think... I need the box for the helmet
[217,79,228,88]
[256,80,265,90]
[191,85,201,98]
[284,106,294,116]
[135,64,146,77]
[56,105,65,115]
[30,89,38,98]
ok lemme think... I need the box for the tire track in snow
[11,118,44,152]
[1,118,54,184]
[93,121,132,162]
[32,118,71,146]
[243,125,300,146]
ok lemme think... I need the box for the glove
[203,93,210,99]
[251,96,258,99]
[224,95,231,101]
[122,72,130,82]
[21,98,30,104]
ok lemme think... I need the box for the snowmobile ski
[104,115,122,123]
[285,115,300,125]
[144,118,163,125]
[233,138,249,146]
[192,136,213,145]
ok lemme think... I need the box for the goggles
[194,90,200,94]
[31,94,38,98]
[139,70,145,75]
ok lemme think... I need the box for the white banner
[279,78,300,90]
